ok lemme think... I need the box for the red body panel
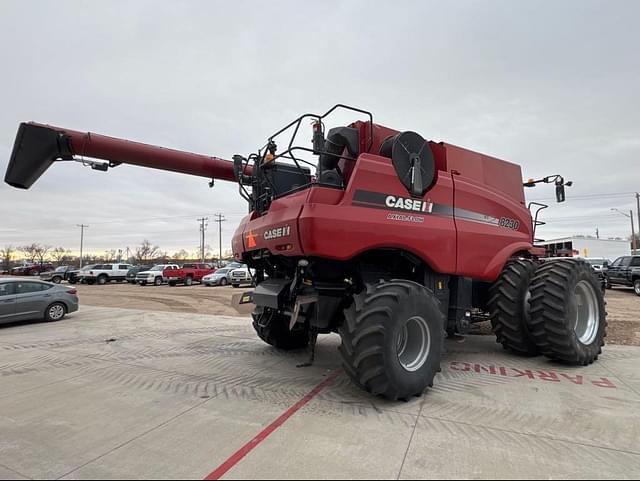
[232,130,535,283]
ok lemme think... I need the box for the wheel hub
[396,316,431,372]
[573,280,599,345]
[49,305,64,320]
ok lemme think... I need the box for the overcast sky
[1,0,639,258]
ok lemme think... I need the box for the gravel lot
[75,282,640,346]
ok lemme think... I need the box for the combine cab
[4,105,606,400]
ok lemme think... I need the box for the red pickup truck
[164,263,216,286]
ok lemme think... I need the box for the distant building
[535,236,630,261]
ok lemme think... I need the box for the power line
[528,191,637,203]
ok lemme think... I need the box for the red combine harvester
[4,105,606,400]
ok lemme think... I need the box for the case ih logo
[263,225,291,240]
[352,190,433,214]
[385,195,433,213]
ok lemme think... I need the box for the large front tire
[528,259,607,365]
[339,280,443,401]
[488,259,539,356]
[252,307,309,350]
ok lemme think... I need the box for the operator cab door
[0,283,17,323]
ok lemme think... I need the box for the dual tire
[489,258,607,365]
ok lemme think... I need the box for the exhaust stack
[5,122,242,189]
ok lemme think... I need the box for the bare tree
[0,245,15,272]
[50,247,71,265]
[20,244,39,263]
[34,245,52,266]
[173,249,190,262]
[104,249,118,261]
[135,240,161,262]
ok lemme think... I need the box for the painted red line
[204,370,341,480]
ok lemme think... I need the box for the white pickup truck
[82,264,133,285]
[136,264,180,286]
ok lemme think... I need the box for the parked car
[202,267,233,286]
[126,265,152,283]
[605,255,640,295]
[136,264,180,286]
[583,258,610,290]
[67,264,98,284]
[82,264,133,285]
[165,263,216,286]
[39,265,75,284]
[228,265,255,288]
[0,279,79,324]
[11,263,55,276]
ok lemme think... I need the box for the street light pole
[611,208,636,254]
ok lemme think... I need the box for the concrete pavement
[0,306,639,479]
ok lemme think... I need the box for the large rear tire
[528,259,607,365]
[252,307,309,350]
[339,280,443,401]
[488,259,539,356]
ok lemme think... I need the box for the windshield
[81,265,96,271]
[150,266,165,271]
[216,268,230,274]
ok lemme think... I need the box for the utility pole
[595,227,599,239]
[76,224,88,268]
[198,217,208,263]
[633,210,637,255]
[214,213,226,266]
[611,208,636,254]
[636,193,640,252]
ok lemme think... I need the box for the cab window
[610,257,623,267]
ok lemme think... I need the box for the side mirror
[555,182,566,203]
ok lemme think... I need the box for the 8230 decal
[499,217,520,230]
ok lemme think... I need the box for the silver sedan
[0,279,79,324]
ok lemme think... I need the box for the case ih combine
[4,105,606,400]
